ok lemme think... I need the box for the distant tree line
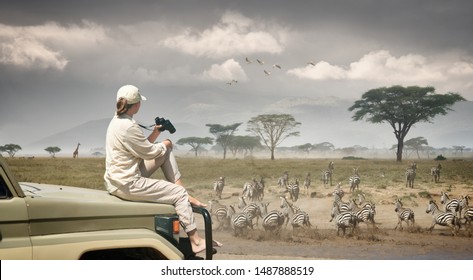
[176,85,466,161]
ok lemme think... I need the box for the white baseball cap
[116,84,147,104]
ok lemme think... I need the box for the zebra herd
[330,189,376,236]
[394,192,473,236]
[405,162,443,188]
[208,160,472,238]
[208,195,311,237]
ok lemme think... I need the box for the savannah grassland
[6,156,473,259]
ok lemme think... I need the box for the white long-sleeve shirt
[104,114,166,193]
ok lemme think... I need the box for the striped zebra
[460,194,470,212]
[425,200,460,236]
[357,193,374,208]
[394,198,415,231]
[208,200,229,230]
[463,207,473,228]
[330,203,358,236]
[242,180,258,202]
[440,191,461,218]
[278,171,289,190]
[321,161,334,186]
[333,182,344,198]
[262,210,286,235]
[255,177,265,201]
[349,167,361,193]
[237,196,262,228]
[330,192,357,222]
[226,205,252,236]
[405,162,417,188]
[213,176,225,199]
[333,191,356,212]
[303,172,311,195]
[279,196,311,231]
[431,163,442,183]
[355,203,376,228]
[459,195,470,223]
[286,179,300,202]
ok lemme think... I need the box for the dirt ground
[195,183,473,260]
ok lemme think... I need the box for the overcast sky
[1,0,472,152]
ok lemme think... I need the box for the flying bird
[307,61,316,66]
[245,57,252,64]
[257,59,264,65]
[263,70,271,76]
[226,79,238,85]
[273,64,282,69]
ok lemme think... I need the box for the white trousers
[112,148,196,233]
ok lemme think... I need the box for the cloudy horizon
[1,0,472,154]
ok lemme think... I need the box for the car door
[0,167,32,259]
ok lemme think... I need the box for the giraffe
[73,143,80,158]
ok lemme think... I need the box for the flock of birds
[207,161,473,238]
[225,56,315,85]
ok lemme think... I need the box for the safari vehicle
[0,155,214,260]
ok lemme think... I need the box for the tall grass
[6,157,473,201]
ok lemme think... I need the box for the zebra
[440,191,461,218]
[431,163,442,183]
[330,203,358,236]
[460,194,470,211]
[286,179,300,202]
[303,172,311,195]
[405,162,417,188]
[321,161,334,186]
[357,193,368,206]
[355,203,376,228]
[238,196,262,228]
[242,179,258,202]
[255,177,265,201]
[348,167,361,193]
[213,176,225,199]
[394,198,415,231]
[333,191,356,212]
[459,195,470,222]
[425,200,460,236]
[330,192,357,222]
[277,171,289,190]
[463,207,473,228]
[262,210,286,235]
[226,205,252,236]
[208,200,229,230]
[333,182,344,198]
[279,196,311,231]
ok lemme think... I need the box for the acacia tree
[45,146,61,158]
[348,85,465,162]
[298,143,313,155]
[247,114,301,160]
[206,123,242,159]
[452,145,466,155]
[227,135,262,157]
[176,137,213,157]
[404,136,429,159]
[0,144,22,157]
[313,142,335,153]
